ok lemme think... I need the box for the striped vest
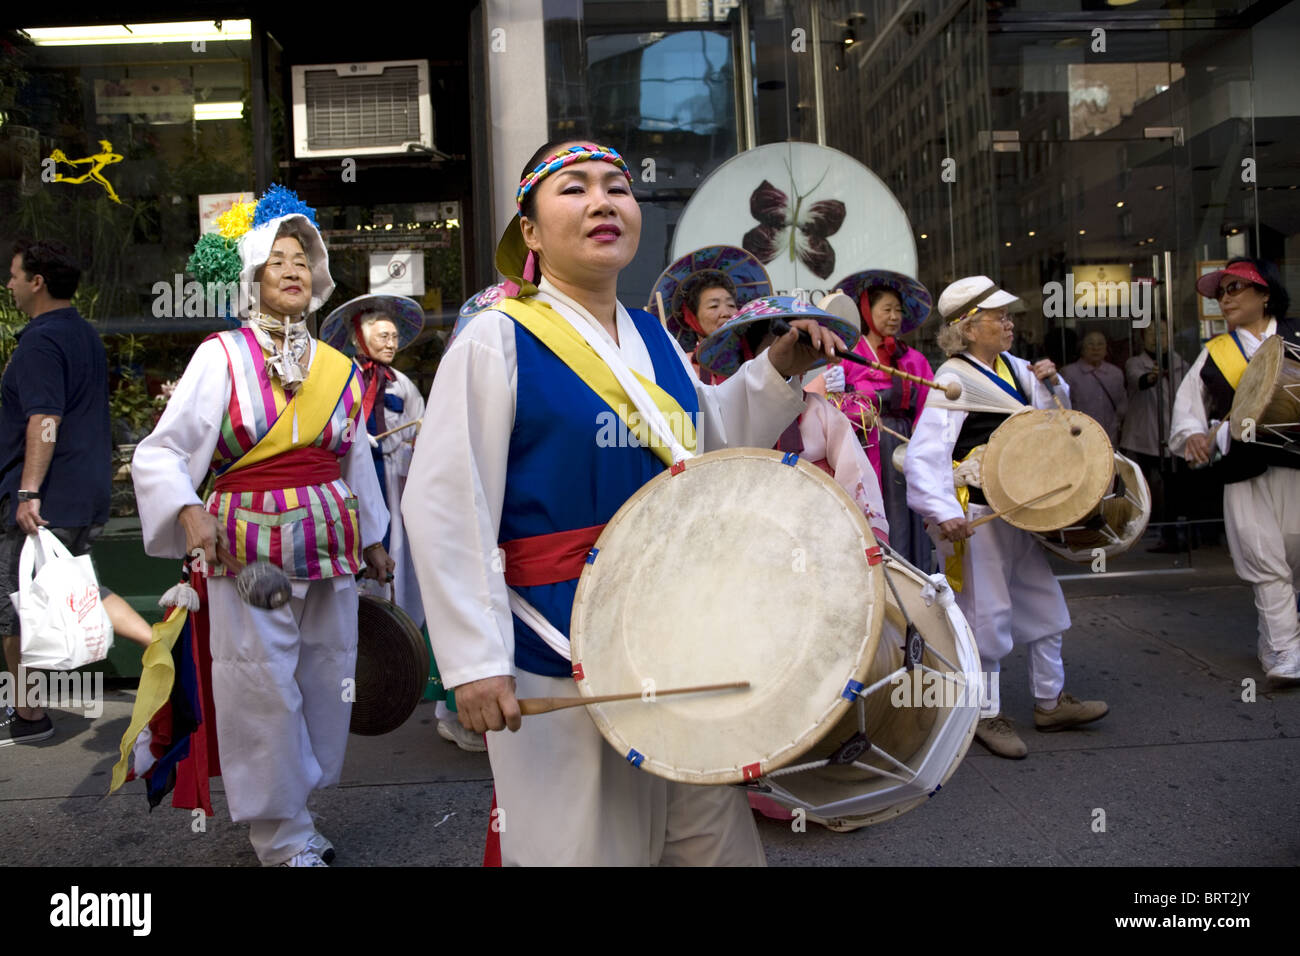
[204,328,365,579]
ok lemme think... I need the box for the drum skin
[570,448,887,785]
[981,408,1113,533]
[1230,334,1300,446]
[1035,452,1152,562]
[350,594,429,736]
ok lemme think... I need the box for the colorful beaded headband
[515,144,632,212]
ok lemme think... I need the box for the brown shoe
[1034,692,1108,732]
[974,715,1027,759]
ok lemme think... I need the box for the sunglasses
[1216,279,1259,299]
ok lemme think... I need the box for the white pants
[487,669,766,866]
[1223,467,1300,669]
[946,503,1069,717]
[206,575,358,865]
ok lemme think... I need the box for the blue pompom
[252,184,320,228]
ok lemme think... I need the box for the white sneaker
[306,831,335,863]
[1259,634,1279,673]
[278,848,329,867]
[437,718,487,753]
[1266,648,1300,687]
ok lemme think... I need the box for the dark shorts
[0,525,110,636]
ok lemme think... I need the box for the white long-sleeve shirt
[133,334,389,561]
[1169,320,1275,458]
[401,280,806,690]
[905,352,1070,525]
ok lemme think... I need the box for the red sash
[214,446,341,494]
[499,524,606,587]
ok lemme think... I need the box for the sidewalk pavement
[2,541,1297,866]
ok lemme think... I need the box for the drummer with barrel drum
[904,276,1109,760]
[1171,257,1300,687]
[402,139,844,865]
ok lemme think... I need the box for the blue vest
[501,307,701,677]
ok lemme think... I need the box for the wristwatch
[16,490,40,501]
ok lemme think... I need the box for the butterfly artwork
[742,159,846,280]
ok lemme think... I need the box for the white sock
[1036,695,1060,711]
[435,701,451,721]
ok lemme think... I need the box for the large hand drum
[980,408,1113,532]
[1230,334,1300,451]
[572,448,885,784]
[570,448,980,827]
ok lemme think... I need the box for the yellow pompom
[216,200,256,240]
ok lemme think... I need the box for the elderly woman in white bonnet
[132,186,393,866]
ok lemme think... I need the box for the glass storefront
[484,0,1297,526]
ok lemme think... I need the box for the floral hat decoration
[186,184,333,319]
[695,294,860,380]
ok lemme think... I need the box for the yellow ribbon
[495,297,697,467]
[943,446,983,593]
[109,607,189,796]
[1206,333,1248,389]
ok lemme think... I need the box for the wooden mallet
[968,484,1072,529]
[518,680,750,716]
[769,317,962,400]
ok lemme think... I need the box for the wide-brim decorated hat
[186,184,334,319]
[319,294,425,352]
[833,269,932,335]
[647,246,773,350]
[450,282,510,345]
[696,295,860,379]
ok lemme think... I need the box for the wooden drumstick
[770,317,962,400]
[968,484,1072,529]
[655,291,669,328]
[861,413,910,445]
[372,418,422,441]
[1037,366,1082,436]
[518,680,750,716]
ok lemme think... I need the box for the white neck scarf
[248,312,311,388]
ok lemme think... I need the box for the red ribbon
[499,523,607,587]
[215,446,341,493]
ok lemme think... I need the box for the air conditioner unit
[291,60,435,159]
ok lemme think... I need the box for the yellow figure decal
[47,139,124,204]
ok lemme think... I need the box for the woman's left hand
[767,319,846,378]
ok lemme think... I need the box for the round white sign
[671,143,918,300]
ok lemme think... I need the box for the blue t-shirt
[0,307,111,527]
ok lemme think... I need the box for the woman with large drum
[904,276,1109,760]
[1171,258,1300,686]
[401,140,842,865]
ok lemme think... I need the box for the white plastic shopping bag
[9,528,114,670]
